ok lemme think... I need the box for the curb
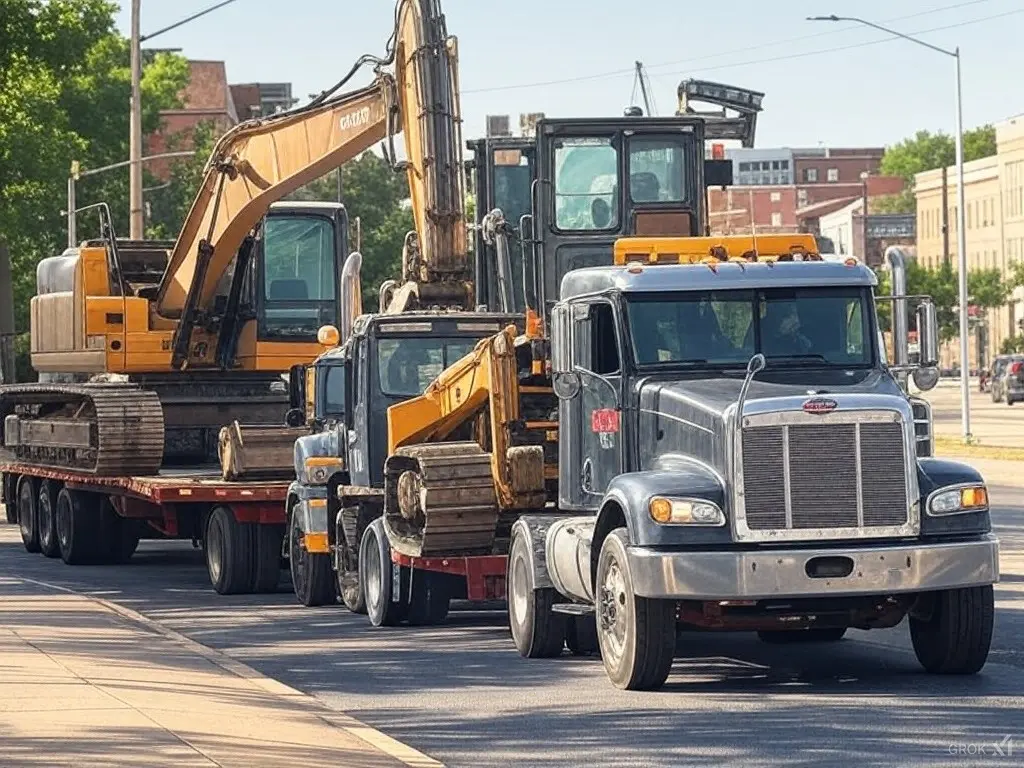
[10,574,444,768]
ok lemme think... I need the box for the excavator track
[0,383,165,475]
[382,441,499,558]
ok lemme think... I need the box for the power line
[462,0,1002,95]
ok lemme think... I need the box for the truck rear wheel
[757,627,847,644]
[56,488,100,565]
[910,586,994,674]
[251,524,283,594]
[361,519,408,627]
[596,528,675,691]
[17,476,40,553]
[565,615,600,656]
[289,507,335,606]
[206,506,254,595]
[37,481,61,559]
[507,526,565,658]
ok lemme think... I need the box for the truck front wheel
[288,507,336,606]
[596,528,675,690]
[507,525,565,658]
[910,586,994,674]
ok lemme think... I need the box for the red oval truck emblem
[802,397,838,414]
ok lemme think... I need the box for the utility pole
[0,240,16,384]
[129,0,144,239]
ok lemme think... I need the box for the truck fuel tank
[545,516,597,604]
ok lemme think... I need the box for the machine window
[492,150,535,311]
[322,365,346,416]
[554,137,619,231]
[261,215,337,337]
[377,337,477,397]
[628,137,686,203]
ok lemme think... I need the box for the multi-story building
[914,115,1024,368]
[707,145,904,241]
[229,82,297,119]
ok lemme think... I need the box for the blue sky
[116,0,1024,150]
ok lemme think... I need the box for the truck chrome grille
[741,417,908,533]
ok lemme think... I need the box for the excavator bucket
[218,421,306,482]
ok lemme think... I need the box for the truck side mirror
[916,300,939,367]
[912,300,940,392]
[550,302,581,400]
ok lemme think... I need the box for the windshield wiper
[765,353,830,364]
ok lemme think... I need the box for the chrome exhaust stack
[340,250,363,345]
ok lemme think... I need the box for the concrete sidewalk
[0,575,433,767]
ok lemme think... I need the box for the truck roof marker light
[626,261,644,274]
[844,258,858,267]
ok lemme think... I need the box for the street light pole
[129,0,144,239]
[808,14,972,442]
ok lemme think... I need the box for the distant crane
[631,61,657,116]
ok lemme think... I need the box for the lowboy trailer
[1,462,289,595]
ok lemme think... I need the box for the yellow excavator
[0,0,471,478]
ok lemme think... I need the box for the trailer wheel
[910,586,994,674]
[337,543,366,614]
[37,481,61,559]
[565,615,601,656]
[3,474,17,524]
[406,572,450,626]
[96,497,140,564]
[596,528,675,691]
[17,476,40,553]
[288,506,335,606]
[206,506,254,595]
[55,488,100,565]
[360,518,408,627]
[757,627,847,643]
[507,526,565,658]
[251,524,283,594]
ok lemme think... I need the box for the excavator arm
[155,77,396,368]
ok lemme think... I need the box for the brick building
[707,145,905,238]
[145,60,239,179]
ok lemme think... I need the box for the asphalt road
[2,485,1023,767]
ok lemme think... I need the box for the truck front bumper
[627,535,1000,600]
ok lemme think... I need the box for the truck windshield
[378,337,478,396]
[627,286,873,368]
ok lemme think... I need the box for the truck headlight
[303,457,343,485]
[648,496,725,526]
[927,485,988,516]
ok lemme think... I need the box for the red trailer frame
[391,551,507,601]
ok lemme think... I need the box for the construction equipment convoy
[0,0,431,591]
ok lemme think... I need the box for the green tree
[288,152,413,304]
[880,126,997,184]
[0,0,189,339]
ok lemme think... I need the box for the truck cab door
[562,299,623,509]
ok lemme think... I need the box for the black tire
[3,474,17,524]
[406,571,450,626]
[1008,396,1016,406]
[95,497,141,564]
[360,519,408,627]
[595,528,675,690]
[565,615,601,656]
[910,586,994,674]
[757,627,847,644]
[337,544,366,614]
[288,506,336,606]
[251,524,283,594]
[18,475,40,553]
[37,481,61,558]
[205,505,254,595]
[507,526,566,658]
[56,487,100,565]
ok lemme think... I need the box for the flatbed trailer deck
[1,462,289,595]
